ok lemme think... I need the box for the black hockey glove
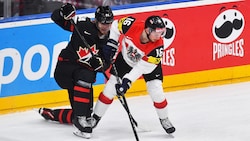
[60,3,76,20]
[90,56,104,71]
[115,78,131,96]
[103,39,118,64]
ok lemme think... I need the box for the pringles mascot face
[161,17,176,50]
[212,6,245,43]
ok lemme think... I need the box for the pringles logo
[212,6,245,60]
[162,15,176,66]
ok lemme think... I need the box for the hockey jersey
[110,16,164,82]
[51,9,109,68]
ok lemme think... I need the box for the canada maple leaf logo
[77,44,99,60]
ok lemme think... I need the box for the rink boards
[0,0,250,114]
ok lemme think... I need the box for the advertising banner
[0,0,249,99]
[160,0,250,76]
[0,22,105,97]
[113,0,250,76]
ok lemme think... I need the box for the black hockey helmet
[145,15,165,31]
[95,6,114,24]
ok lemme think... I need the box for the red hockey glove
[60,3,76,20]
[115,78,131,96]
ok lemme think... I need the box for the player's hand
[115,78,131,96]
[103,40,118,64]
[60,3,76,20]
[90,56,103,71]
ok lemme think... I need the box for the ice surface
[1,81,250,141]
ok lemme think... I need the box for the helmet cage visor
[97,15,113,24]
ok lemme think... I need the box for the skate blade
[73,127,91,139]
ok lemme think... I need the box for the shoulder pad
[144,45,164,64]
[118,16,136,34]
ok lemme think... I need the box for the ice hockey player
[91,15,176,134]
[38,3,114,139]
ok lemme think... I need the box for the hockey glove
[103,39,118,64]
[90,56,104,71]
[115,78,131,96]
[60,3,76,20]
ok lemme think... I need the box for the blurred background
[0,0,170,19]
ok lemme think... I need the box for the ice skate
[160,117,176,134]
[89,114,101,128]
[73,125,91,139]
[72,116,92,139]
[38,108,55,120]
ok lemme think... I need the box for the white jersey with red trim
[109,16,164,82]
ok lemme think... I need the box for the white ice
[1,81,250,141]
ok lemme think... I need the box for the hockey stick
[112,63,140,141]
[70,19,137,124]
[71,19,138,129]
[71,19,143,140]
[70,19,109,79]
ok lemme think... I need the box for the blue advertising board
[0,22,105,97]
[0,0,197,98]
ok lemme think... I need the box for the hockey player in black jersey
[38,3,114,138]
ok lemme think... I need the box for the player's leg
[39,107,73,124]
[39,61,75,124]
[91,74,117,128]
[92,53,132,128]
[71,68,96,138]
[143,64,175,134]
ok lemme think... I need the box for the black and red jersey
[51,9,109,66]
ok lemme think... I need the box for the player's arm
[51,3,76,32]
[115,45,164,96]
[103,17,136,64]
[124,45,163,82]
[102,19,121,64]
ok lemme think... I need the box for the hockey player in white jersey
[91,15,176,135]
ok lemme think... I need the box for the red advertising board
[115,0,250,76]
